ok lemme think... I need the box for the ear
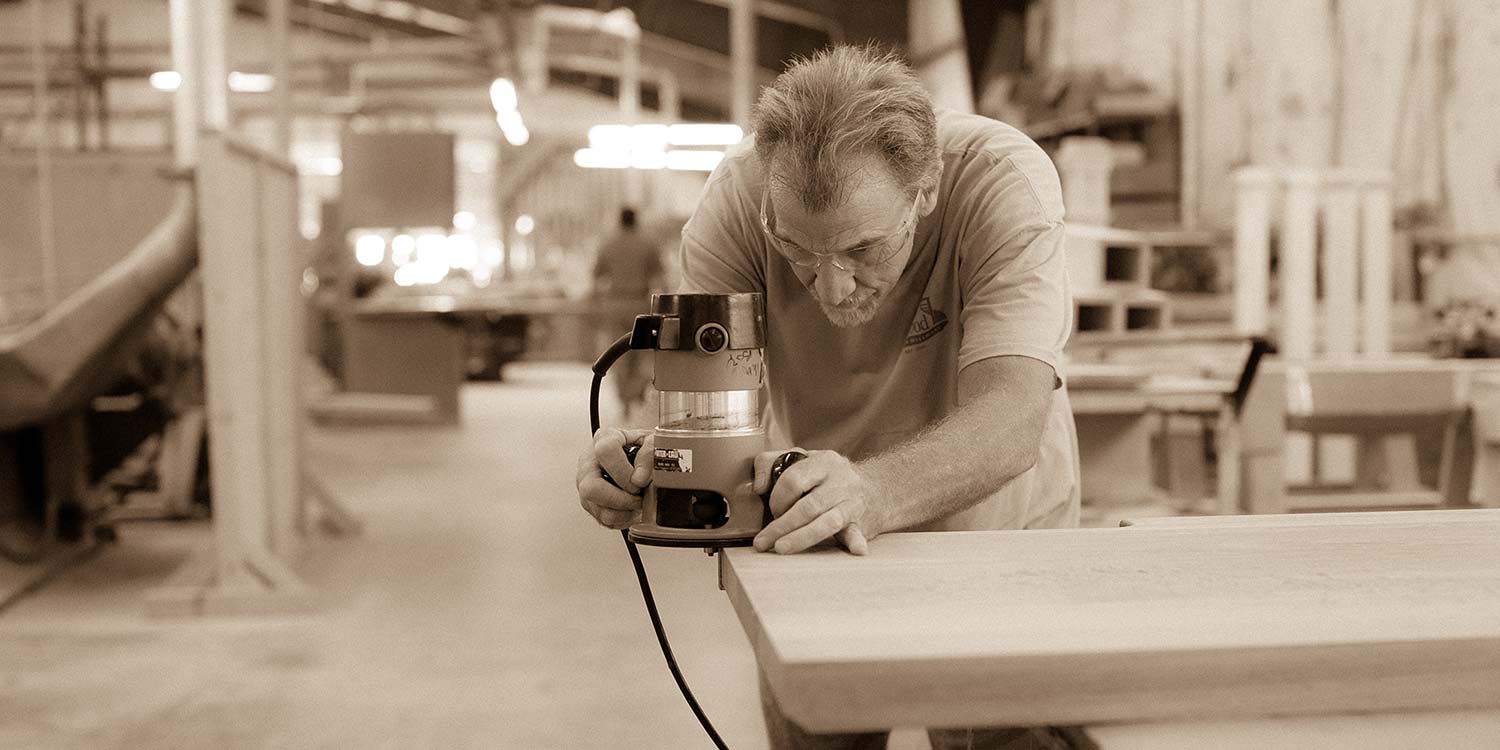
[917,186,940,218]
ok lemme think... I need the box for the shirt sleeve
[953,147,1072,381]
[675,150,766,295]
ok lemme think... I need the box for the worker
[576,44,1078,750]
[590,206,665,418]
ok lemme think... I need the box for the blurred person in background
[579,44,1077,750]
[591,206,665,418]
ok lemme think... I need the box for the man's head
[619,206,638,230]
[752,45,941,327]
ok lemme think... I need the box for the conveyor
[0,187,195,430]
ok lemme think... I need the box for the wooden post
[168,0,198,168]
[1360,176,1393,356]
[1279,170,1319,361]
[1056,137,1114,226]
[729,0,756,129]
[908,0,974,114]
[1233,167,1274,337]
[29,0,58,309]
[267,0,291,156]
[1177,0,1202,229]
[1240,365,1287,514]
[1321,177,1360,356]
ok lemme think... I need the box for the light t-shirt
[676,109,1080,531]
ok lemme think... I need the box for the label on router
[653,447,693,473]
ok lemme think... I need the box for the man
[576,45,1079,750]
[591,206,665,415]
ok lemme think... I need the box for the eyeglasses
[759,189,921,273]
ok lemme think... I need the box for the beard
[816,293,881,328]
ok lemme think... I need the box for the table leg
[1216,403,1241,515]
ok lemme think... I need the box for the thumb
[836,524,868,556]
[630,432,656,488]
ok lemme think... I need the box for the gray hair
[751,44,940,212]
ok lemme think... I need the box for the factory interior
[3,1,1500,748]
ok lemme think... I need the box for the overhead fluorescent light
[586,124,632,150]
[574,148,630,169]
[228,71,275,93]
[497,110,529,146]
[149,71,182,91]
[354,234,385,267]
[150,70,276,93]
[575,147,725,172]
[489,78,518,113]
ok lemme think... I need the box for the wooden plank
[1069,390,1149,416]
[1066,223,1222,248]
[1252,0,1337,168]
[1283,489,1444,511]
[1445,0,1500,238]
[1087,709,1500,750]
[1195,0,1247,230]
[1277,362,1465,416]
[1333,0,1417,172]
[722,520,1500,732]
[1121,507,1500,529]
[1391,2,1447,213]
[1176,0,1201,228]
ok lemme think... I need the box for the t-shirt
[676,109,1080,531]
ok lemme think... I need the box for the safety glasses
[759,189,921,273]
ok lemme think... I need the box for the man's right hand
[576,427,654,529]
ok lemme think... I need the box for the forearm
[859,356,1054,534]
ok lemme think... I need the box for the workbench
[319,292,637,424]
[720,508,1500,746]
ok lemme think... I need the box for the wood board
[722,518,1500,733]
[1122,507,1500,529]
[1086,709,1500,750]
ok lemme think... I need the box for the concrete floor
[0,359,1187,749]
[0,363,948,750]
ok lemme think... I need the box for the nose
[812,263,857,305]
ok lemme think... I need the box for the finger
[771,505,850,555]
[751,450,786,495]
[755,488,832,551]
[769,457,825,517]
[582,497,639,529]
[630,432,656,488]
[576,445,600,486]
[579,471,646,512]
[836,524,868,556]
[594,427,651,491]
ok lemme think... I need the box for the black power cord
[590,333,732,750]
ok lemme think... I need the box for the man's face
[766,156,925,328]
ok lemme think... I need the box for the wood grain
[1123,508,1500,529]
[1086,709,1500,750]
[722,517,1500,732]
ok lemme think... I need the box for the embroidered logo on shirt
[905,297,949,347]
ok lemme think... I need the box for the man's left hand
[751,449,882,555]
